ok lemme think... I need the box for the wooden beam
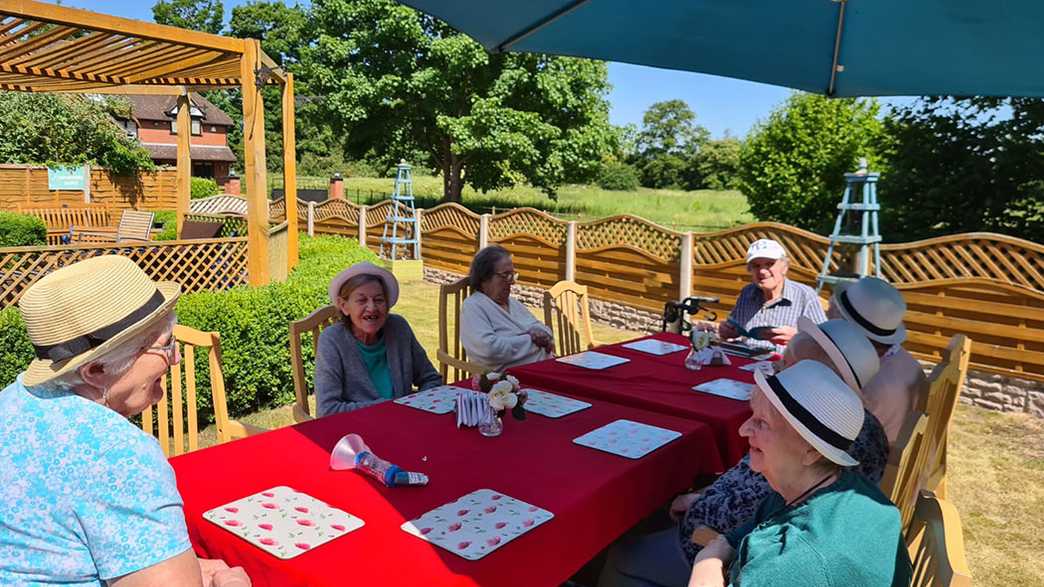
[0,24,75,62]
[0,0,246,54]
[241,38,269,286]
[175,93,190,238]
[122,49,224,83]
[282,71,298,272]
[42,83,187,95]
[7,30,112,67]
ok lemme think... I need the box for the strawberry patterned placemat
[202,486,364,559]
[621,339,688,356]
[401,489,554,560]
[572,419,682,459]
[555,351,630,370]
[692,378,754,401]
[394,385,472,414]
[520,388,591,418]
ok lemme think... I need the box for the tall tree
[305,0,614,201]
[880,97,1044,241]
[152,0,225,34]
[633,99,709,189]
[738,93,885,232]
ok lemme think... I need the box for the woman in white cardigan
[460,245,554,372]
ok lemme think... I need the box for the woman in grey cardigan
[315,262,442,416]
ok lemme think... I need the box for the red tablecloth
[170,392,722,586]
[509,333,756,467]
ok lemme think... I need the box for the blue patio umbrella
[397,0,1044,97]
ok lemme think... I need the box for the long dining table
[170,383,724,586]
[509,332,759,467]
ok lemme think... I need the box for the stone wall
[425,267,1044,419]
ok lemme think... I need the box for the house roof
[142,143,237,163]
[123,93,234,126]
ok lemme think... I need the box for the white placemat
[572,419,681,459]
[401,489,554,560]
[556,351,630,370]
[621,339,688,356]
[203,486,364,560]
[692,378,754,401]
[521,389,591,418]
[394,385,472,414]
[739,361,775,375]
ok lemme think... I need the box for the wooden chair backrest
[141,325,234,456]
[437,276,484,381]
[17,205,113,244]
[923,334,971,498]
[880,411,930,531]
[289,304,340,422]
[543,280,598,356]
[906,493,973,587]
[116,210,155,242]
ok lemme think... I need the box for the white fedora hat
[745,238,787,263]
[830,277,907,345]
[328,261,399,308]
[754,360,865,467]
[797,317,880,392]
[19,255,180,387]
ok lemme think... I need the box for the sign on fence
[47,166,89,191]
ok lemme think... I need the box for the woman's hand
[669,492,700,522]
[767,325,797,346]
[529,328,554,352]
[688,535,734,587]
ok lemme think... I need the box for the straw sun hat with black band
[19,255,180,388]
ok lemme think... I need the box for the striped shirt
[728,278,827,353]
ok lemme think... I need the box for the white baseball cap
[746,239,787,263]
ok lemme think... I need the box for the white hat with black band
[753,360,865,467]
[831,277,907,345]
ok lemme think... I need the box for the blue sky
[64,0,799,137]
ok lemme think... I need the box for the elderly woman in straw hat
[0,256,248,586]
[689,360,911,587]
[829,276,928,446]
[600,318,889,587]
[315,261,442,416]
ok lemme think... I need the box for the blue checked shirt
[728,278,827,353]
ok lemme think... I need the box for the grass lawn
[268,173,754,232]
[198,279,1042,586]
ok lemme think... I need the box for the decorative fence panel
[490,209,568,289]
[421,203,480,274]
[0,237,248,309]
[313,199,362,239]
[0,165,178,212]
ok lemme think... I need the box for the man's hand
[717,320,739,340]
[767,325,797,346]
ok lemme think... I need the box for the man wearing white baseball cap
[707,238,826,353]
[829,277,928,445]
[689,361,911,587]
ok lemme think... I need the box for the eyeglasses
[145,336,179,367]
[494,270,517,281]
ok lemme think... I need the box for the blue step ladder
[380,160,421,261]
[816,161,882,294]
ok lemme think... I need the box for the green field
[268,174,754,232]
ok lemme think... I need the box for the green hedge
[0,235,378,423]
[191,177,220,199]
[0,211,47,247]
[597,161,640,191]
[153,210,177,241]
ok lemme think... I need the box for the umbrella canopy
[399,0,1044,97]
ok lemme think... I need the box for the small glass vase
[478,410,503,437]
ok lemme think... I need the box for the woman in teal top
[315,262,442,415]
[689,361,912,587]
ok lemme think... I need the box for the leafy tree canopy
[152,0,224,34]
[0,93,154,175]
[738,93,885,232]
[304,0,615,201]
[636,99,709,157]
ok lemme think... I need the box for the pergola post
[282,72,299,271]
[175,93,191,237]
[241,38,269,286]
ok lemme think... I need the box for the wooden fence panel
[0,165,179,212]
[312,199,361,239]
[879,233,1044,291]
[576,245,681,312]
[421,203,481,274]
[490,209,568,288]
[0,237,248,309]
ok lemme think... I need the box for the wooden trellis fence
[0,237,248,309]
[269,197,1044,381]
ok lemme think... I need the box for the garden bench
[15,203,114,245]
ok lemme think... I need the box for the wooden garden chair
[73,210,154,243]
[437,276,484,381]
[922,334,971,499]
[906,493,973,587]
[543,280,600,356]
[880,411,930,532]
[141,325,264,457]
[289,305,340,423]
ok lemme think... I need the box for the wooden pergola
[0,0,299,285]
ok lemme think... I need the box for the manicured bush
[191,176,220,199]
[0,211,47,247]
[596,161,640,191]
[0,307,33,387]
